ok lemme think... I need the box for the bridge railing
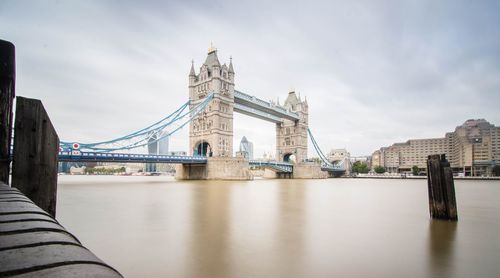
[249,160,294,173]
[58,151,207,164]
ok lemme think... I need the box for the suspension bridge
[59,48,346,179]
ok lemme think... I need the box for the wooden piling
[426,154,458,221]
[0,39,16,185]
[11,97,59,217]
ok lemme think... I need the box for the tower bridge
[59,47,345,179]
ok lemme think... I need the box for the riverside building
[238,136,254,160]
[371,119,500,176]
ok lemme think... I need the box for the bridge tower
[276,91,309,163]
[189,46,235,157]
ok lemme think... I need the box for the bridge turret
[276,90,309,163]
[228,57,234,81]
[189,46,235,157]
[189,60,196,87]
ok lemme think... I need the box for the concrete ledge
[0,212,57,223]
[11,264,123,278]
[0,183,122,277]
[0,231,80,250]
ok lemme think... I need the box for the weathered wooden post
[12,97,59,217]
[0,39,16,184]
[427,154,458,221]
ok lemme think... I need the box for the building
[328,148,351,174]
[371,150,382,168]
[372,119,500,176]
[238,136,254,159]
[157,131,169,155]
[145,131,170,172]
[147,131,169,155]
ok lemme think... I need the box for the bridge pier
[176,157,253,180]
[293,163,328,179]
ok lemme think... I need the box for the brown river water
[56,176,500,278]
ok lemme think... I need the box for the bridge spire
[229,56,234,73]
[204,45,221,67]
[208,42,216,54]
[189,59,195,76]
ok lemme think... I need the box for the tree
[310,157,322,164]
[352,161,369,174]
[374,166,386,174]
[412,165,419,176]
[493,165,500,177]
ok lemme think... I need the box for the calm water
[56,176,500,278]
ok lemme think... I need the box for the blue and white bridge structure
[60,47,345,179]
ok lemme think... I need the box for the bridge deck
[58,151,207,164]
[249,160,293,173]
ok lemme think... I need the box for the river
[56,176,500,278]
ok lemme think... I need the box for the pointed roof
[204,49,221,67]
[241,136,248,143]
[189,60,195,76]
[228,56,234,73]
[284,91,300,106]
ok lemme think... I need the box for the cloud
[1,0,499,157]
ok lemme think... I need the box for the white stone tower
[276,91,309,163]
[189,46,235,157]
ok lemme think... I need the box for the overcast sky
[1,0,499,157]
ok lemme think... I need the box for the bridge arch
[194,141,212,157]
[283,153,296,163]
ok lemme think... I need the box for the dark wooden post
[0,39,16,184]
[12,97,59,217]
[427,154,458,221]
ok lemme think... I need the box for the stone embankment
[0,183,122,277]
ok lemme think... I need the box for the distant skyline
[1,0,499,156]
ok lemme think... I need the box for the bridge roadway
[58,151,207,164]
[58,151,296,173]
[321,164,347,175]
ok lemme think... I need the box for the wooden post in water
[12,97,59,217]
[0,39,16,184]
[426,154,458,221]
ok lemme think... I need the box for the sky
[1,0,499,157]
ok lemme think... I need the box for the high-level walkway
[234,90,300,123]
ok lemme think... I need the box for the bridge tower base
[261,168,293,179]
[175,157,253,180]
[293,163,328,179]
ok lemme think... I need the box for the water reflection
[274,180,306,278]
[188,182,232,278]
[427,220,457,278]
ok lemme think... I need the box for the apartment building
[372,119,500,176]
